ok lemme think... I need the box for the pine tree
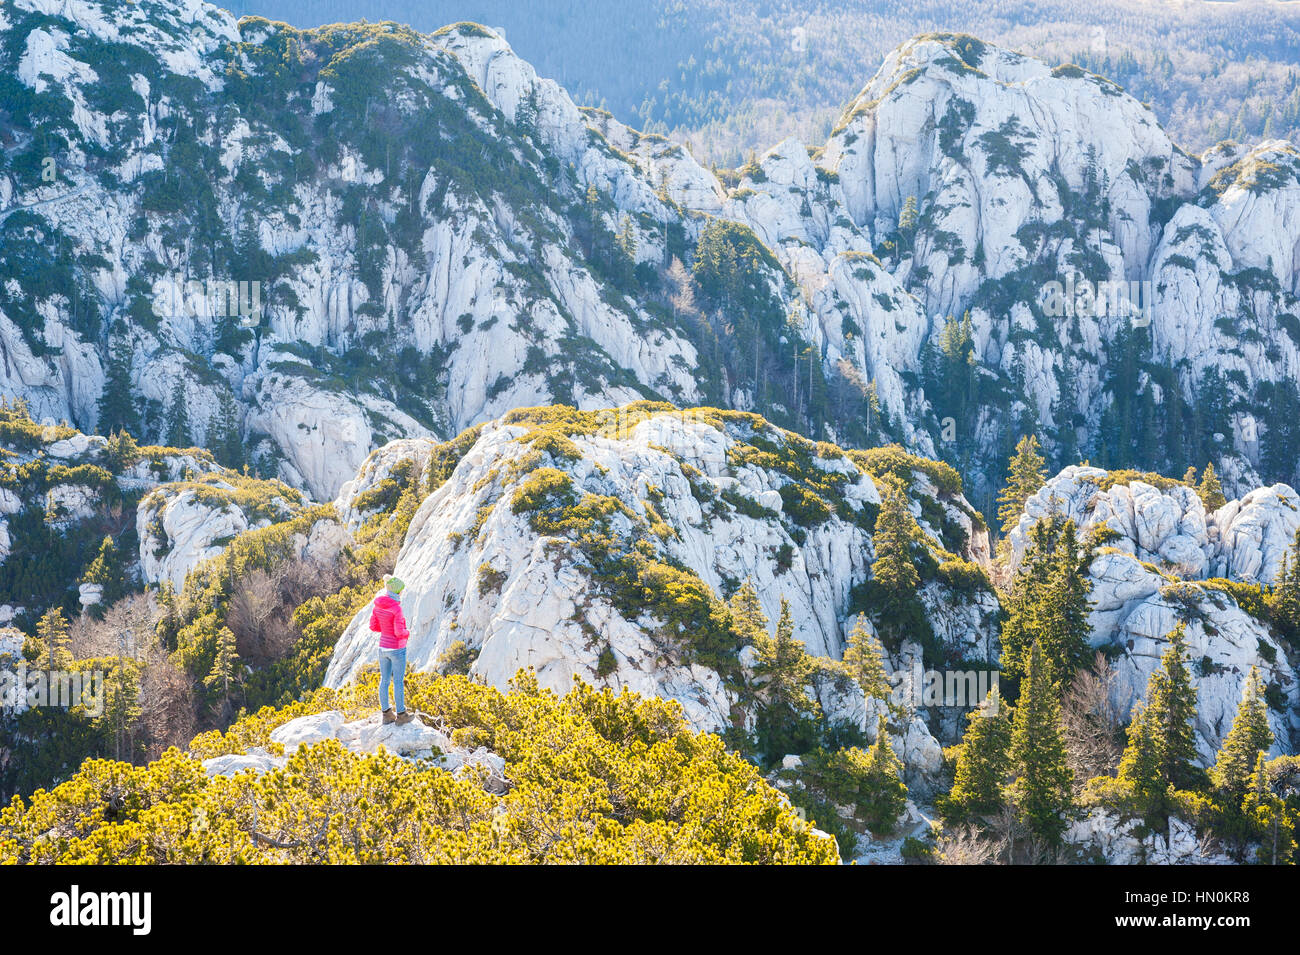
[1117,699,1166,812]
[842,616,889,700]
[1270,528,1300,643]
[928,312,978,436]
[869,477,921,646]
[1147,624,1200,790]
[941,687,1012,823]
[204,626,241,717]
[155,581,180,650]
[1211,667,1274,800]
[861,714,908,833]
[865,379,882,434]
[1242,751,1294,865]
[1008,642,1074,844]
[1000,518,1093,685]
[81,535,124,608]
[897,195,919,248]
[1197,461,1227,511]
[98,332,140,437]
[753,599,818,758]
[614,214,638,284]
[997,434,1047,538]
[35,608,72,671]
[728,580,768,647]
[165,379,192,448]
[1036,520,1093,684]
[208,390,244,469]
[1116,624,1202,812]
[98,661,142,762]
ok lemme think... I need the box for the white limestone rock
[334,437,445,531]
[201,749,287,777]
[268,710,348,750]
[1066,809,1233,865]
[136,481,303,590]
[249,709,510,790]
[244,371,435,501]
[324,409,994,786]
[1211,485,1300,584]
[1008,466,1300,759]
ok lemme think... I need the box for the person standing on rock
[370,576,415,725]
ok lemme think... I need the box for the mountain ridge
[3,0,1299,517]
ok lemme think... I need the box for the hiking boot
[382,708,396,725]
[395,710,415,726]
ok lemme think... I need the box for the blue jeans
[379,647,406,713]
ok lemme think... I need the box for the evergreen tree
[860,714,908,833]
[614,214,638,284]
[35,608,72,671]
[208,390,244,469]
[1242,751,1295,865]
[1147,624,1201,790]
[927,313,978,440]
[869,477,921,647]
[753,599,818,759]
[98,661,142,762]
[997,434,1047,538]
[1197,461,1227,511]
[1117,699,1166,812]
[941,687,1012,824]
[80,535,125,609]
[1008,642,1074,844]
[204,625,241,718]
[865,379,882,435]
[896,194,919,251]
[842,616,889,700]
[1115,624,1202,814]
[98,332,140,437]
[1270,528,1300,643]
[103,429,141,472]
[1211,667,1274,800]
[1000,518,1093,686]
[897,194,918,233]
[1036,520,1093,684]
[165,379,192,448]
[728,579,768,647]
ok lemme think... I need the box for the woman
[369,576,414,725]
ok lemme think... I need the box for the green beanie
[386,577,405,595]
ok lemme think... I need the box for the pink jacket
[369,593,410,650]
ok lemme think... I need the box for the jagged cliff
[4,1,1300,507]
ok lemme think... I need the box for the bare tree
[227,556,345,665]
[138,642,196,758]
[936,825,1007,865]
[227,568,282,662]
[70,593,157,659]
[665,256,695,319]
[1062,652,1124,788]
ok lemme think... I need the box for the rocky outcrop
[1008,465,1300,586]
[1009,466,1300,759]
[1067,809,1233,865]
[324,406,997,783]
[333,437,445,531]
[7,3,1300,504]
[200,709,510,793]
[137,487,262,591]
